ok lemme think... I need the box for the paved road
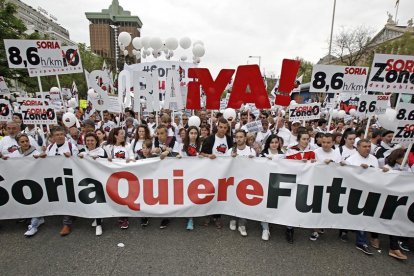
[0,216,412,275]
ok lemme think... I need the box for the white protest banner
[1,157,414,237]
[0,76,10,95]
[108,96,122,113]
[310,65,368,93]
[3,39,63,69]
[20,105,57,125]
[17,97,49,106]
[244,120,263,133]
[391,103,414,145]
[355,94,389,118]
[0,99,12,122]
[288,103,321,121]
[28,46,83,77]
[367,54,414,93]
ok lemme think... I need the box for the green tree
[295,57,314,83]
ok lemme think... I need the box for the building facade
[85,0,143,71]
[7,0,75,45]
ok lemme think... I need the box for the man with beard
[0,121,38,158]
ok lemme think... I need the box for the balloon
[193,57,201,64]
[62,112,77,128]
[377,108,397,130]
[223,108,236,120]
[331,109,339,118]
[337,110,346,118]
[150,37,163,50]
[192,45,205,57]
[193,40,204,47]
[179,37,191,49]
[141,36,151,49]
[123,49,129,56]
[118,32,131,46]
[290,100,297,106]
[87,89,96,97]
[180,56,187,61]
[68,98,77,108]
[188,116,201,127]
[349,108,356,116]
[132,37,142,49]
[165,37,179,50]
[50,87,59,93]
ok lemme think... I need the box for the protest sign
[244,120,263,133]
[0,99,12,122]
[356,95,389,117]
[1,157,414,237]
[367,54,414,94]
[20,105,57,125]
[288,103,321,121]
[310,65,368,93]
[3,39,63,69]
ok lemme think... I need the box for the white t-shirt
[212,135,230,156]
[131,139,144,158]
[274,127,291,147]
[262,151,285,160]
[235,145,255,157]
[78,147,106,158]
[8,148,40,158]
[345,152,379,168]
[105,144,134,160]
[99,120,116,134]
[46,141,79,156]
[0,136,39,157]
[314,147,341,164]
[334,145,357,161]
[255,129,272,144]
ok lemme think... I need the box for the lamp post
[110,25,119,72]
[327,0,336,64]
[248,55,261,71]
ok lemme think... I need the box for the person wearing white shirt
[272,117,292,148]
[334,130,357,161]
[0,121,39,158]
[98,110,116,134]
[255,120,272,146]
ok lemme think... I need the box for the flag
[84,70,91,89]
[102,60,108,71]
[291,75,303,94]
[71,81,79,107]
[270,79,279,98]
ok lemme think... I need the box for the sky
[22,0,414,77]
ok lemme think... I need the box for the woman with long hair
[95,128,107,146]
[131,125,151,159]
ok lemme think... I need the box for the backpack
[48,142,73,155]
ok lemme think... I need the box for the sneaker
[398,241,410,252]
[356,244,373,255]
[238,226,247,237]
[186,219,194,231]
[119,218,129,229]
[141,218,149,227]
[389,249,407,260]
[24,225,38,237]
[60,225,71,236]
[318,229,325,235]
[160,219,170,229]
[229,220,237,231]
[262,230,270,241]
[91,219,97,227]
[286,229,294,244]
[340,232,348,242]
[95,225,102,236]
[370,238,380,249]
[310,232,319,241]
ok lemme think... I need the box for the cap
[292,120,301,125]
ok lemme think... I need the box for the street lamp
[248,55,261,70]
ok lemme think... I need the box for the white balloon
[118,32,131,46]
[62,112,77,128]
[150,37,163,50]
[141,36,151,49]
[179,37,192,49]
[87,89,96,97]
[377,108,397,130]
[123,49,129,56]
[331,109,339,118]
[337,110,346,119]
[132,37,142,49]
[68,98,77,108]
[193,40,204,47]
[349,108,356,116]
[188,116,201,127]
[192,44,205,57]
[165,37,179,50]
[223,108,236,120]
[290,100,297,106]
[193,57,200,64]
[180,56,187,61]
[50,87,59,93]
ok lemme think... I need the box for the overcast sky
[22,0,414,77]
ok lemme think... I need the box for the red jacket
[286,145,315,160]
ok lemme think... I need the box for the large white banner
[3,39,63,69]
[367,54,414,94]
[0,157,413,236]
[310,65,368,93]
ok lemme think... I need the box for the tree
[295,57,314,83]
[332,25,374,66]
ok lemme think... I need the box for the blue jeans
[356,230,368,246]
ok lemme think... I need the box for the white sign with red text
[310,65,368,93]
[20,105,57,125]
[0,99,12,122]
[288,103,321,121]
[367,54,414,93]
[356,94,390,118]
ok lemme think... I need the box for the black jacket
[201,134,233,154]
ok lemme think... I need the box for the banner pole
[37,76,50,133]
[364,116,371,139]
[401,143,413,169]
[55,75,67,113]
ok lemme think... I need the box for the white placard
[244,120,263,133]
[392,121,414,145]
[3,39,63,69]
[288,103,321,121]
[355,94,389,117]
[28,46,83,77]
[0,99,12,122]
[108,96,122,113]
[20,105,57,125]
[310,65,368,93]
[367,54,414,94]
[0,76,10,95]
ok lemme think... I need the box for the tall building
[7,0,75,45]
[85,0,143,71]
